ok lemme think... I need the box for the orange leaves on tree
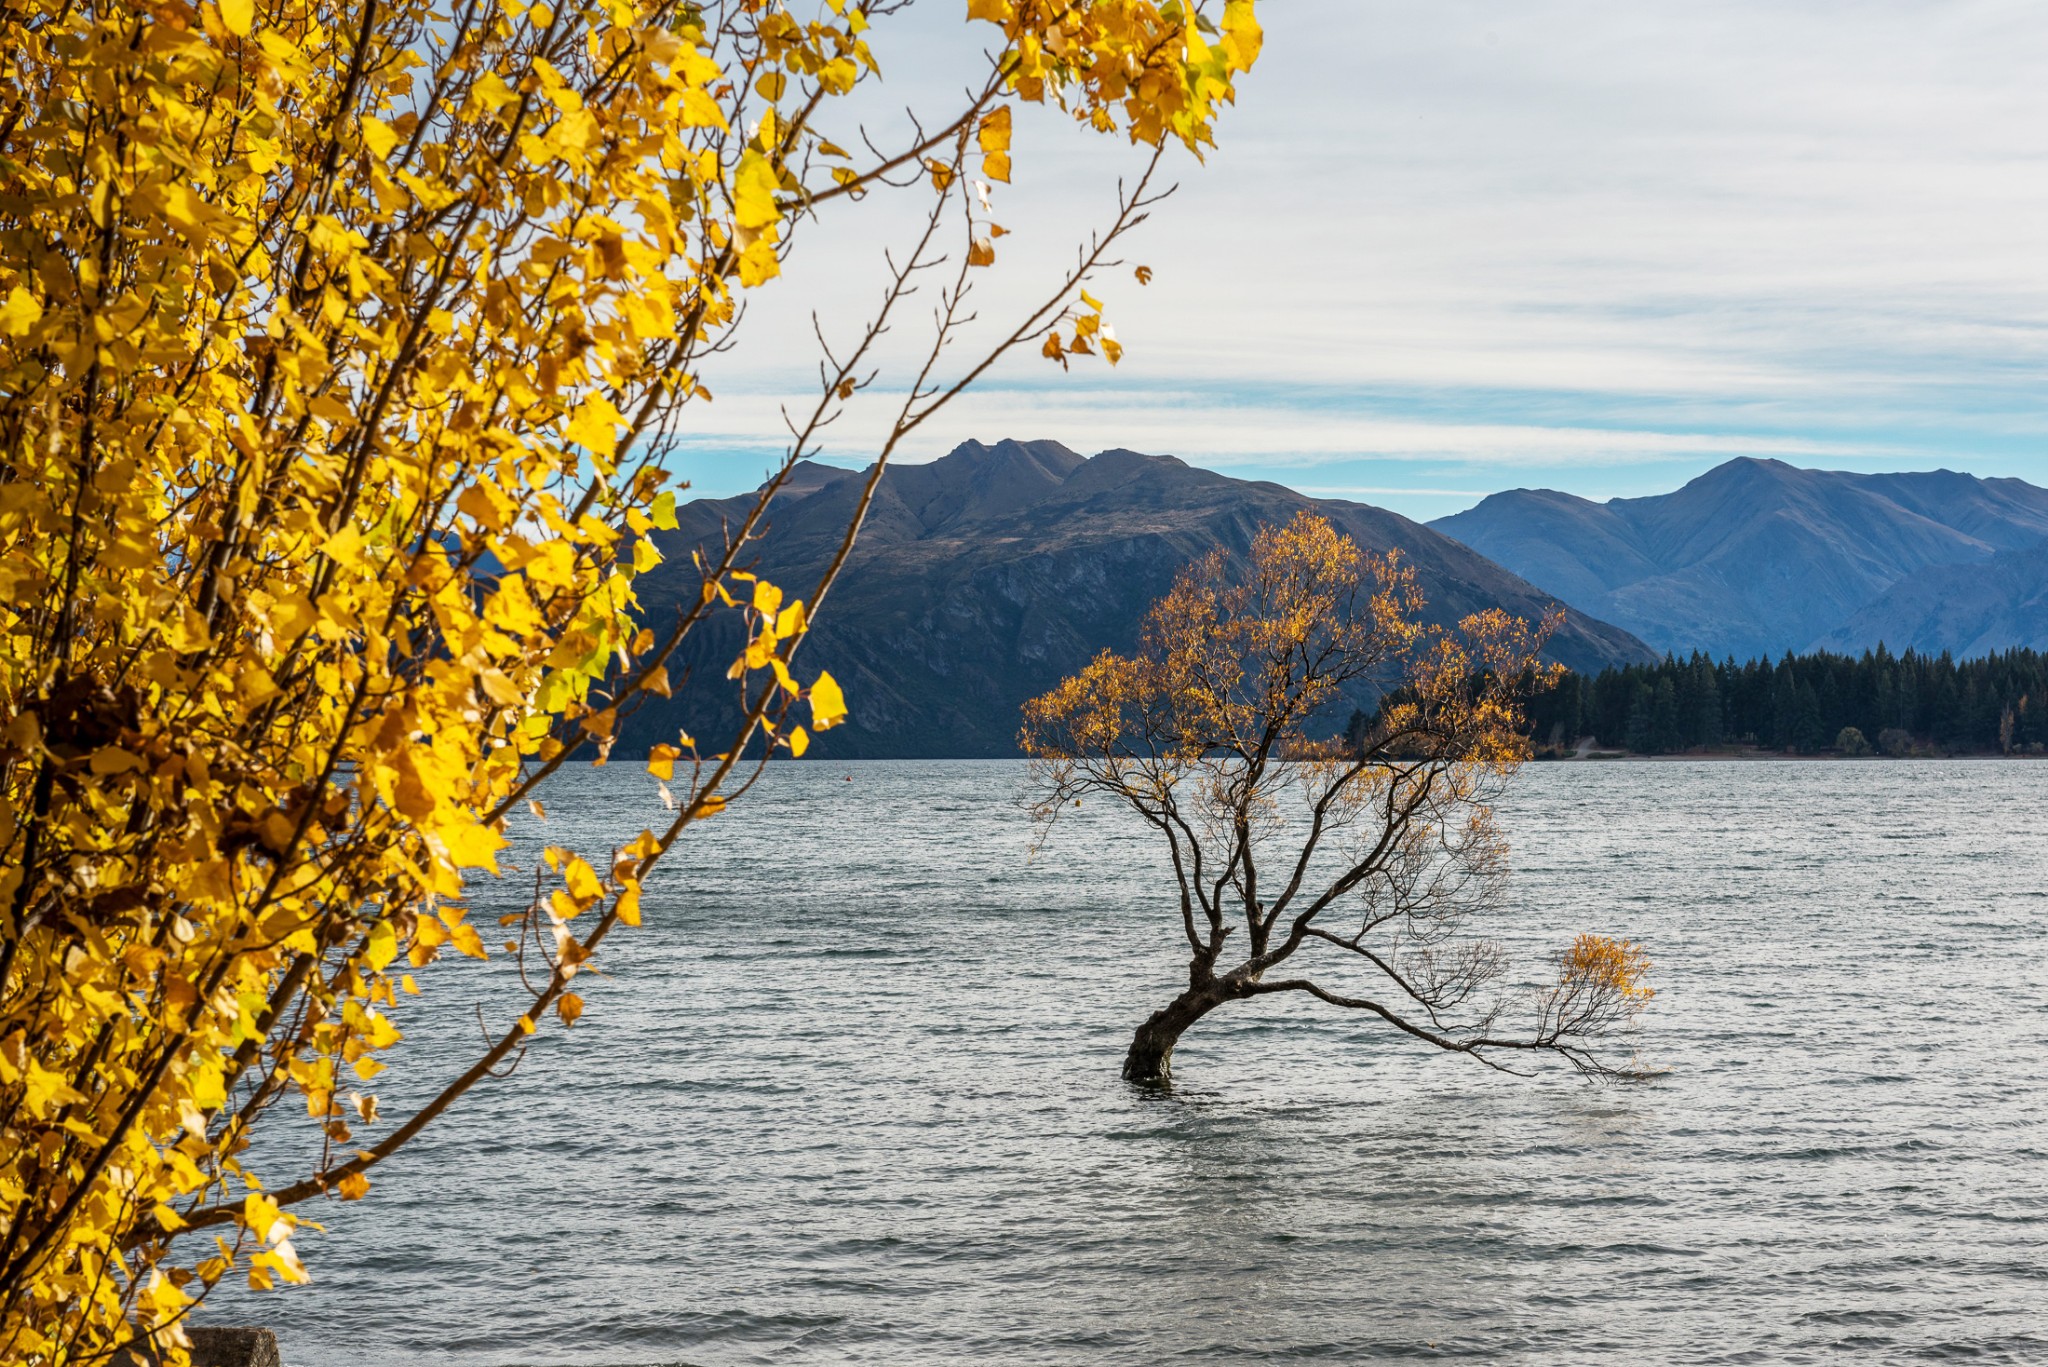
[1020,511,1653,1083]
[1045,288,1121,368]
[1558,934,1656,1006]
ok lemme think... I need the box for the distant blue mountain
[1815,538,2048,657]
[1430,458,2048,660]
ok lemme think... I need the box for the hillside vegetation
[1516,647,2048,757]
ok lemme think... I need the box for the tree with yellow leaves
[0,0,1262,1360]
[1021,513,1653,1085]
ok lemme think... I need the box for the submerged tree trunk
[1123,985,1229,1084]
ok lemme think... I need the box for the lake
[216,760,2048,1365]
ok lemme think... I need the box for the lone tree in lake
[1021,512,1654,1085]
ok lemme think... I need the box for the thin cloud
[672,0,2048,518]
[1294,486,1495,499]
[667,387,1907,469]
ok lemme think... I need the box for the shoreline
[1537,748,2044,763]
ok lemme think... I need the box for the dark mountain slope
[629,439,1654,758]
[1430,458,2048,660]
[1814,538,2048,657]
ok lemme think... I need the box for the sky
[667,0,2048,522]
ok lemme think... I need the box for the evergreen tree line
[1518,646,2048,755]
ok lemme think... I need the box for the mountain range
[1813,537,2048,657]
[627,440,1653,758]
[1429,458,2048,661]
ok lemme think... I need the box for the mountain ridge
[625,439,1655,758]
[1814,538,2048,658]
[1430,457,2048,660]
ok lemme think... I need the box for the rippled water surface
[219,760,2048,1365]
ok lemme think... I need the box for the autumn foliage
[0,0,1260,1360]
[1022,512,1653,1084]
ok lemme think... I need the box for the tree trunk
[1123,985,1226,1085]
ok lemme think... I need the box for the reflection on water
[216,760,2048,1365]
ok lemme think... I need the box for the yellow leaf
[364,919,398,971]
[563,856,603,903]
[647,743,681,780]
[775,600,807,638]
[808,670,847,730]
[189,1065,226,1110]
[753,579,783,616]
[478,668,524,707]
[243,1193,286,1242]
[219,0,253,37]
[361,116,399,159]
[21,1058,87,1117]
[471,70,517,112]
[788,724,809,757]
[323,523,366,566]
[977,106,1012,184]
[565,392,624,461]
[88,746,143,775]
[681,87,729,130]
[449,922,488,960]
[738,235,781,286]
[164,603,214,653]
[556,993,584,1027]
[456,482,507,530]
[390,748,436,821]
[336,1171,370,1201]
[733,149,782,231]
[1223,0,1265,66]
[440,818,507,872]
[0,286,42,337]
